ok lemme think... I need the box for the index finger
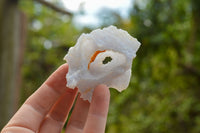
[3,64,77,132]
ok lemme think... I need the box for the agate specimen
[64,26,141,102]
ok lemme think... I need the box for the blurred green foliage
[19,0,80,103]
[19,0,200,132]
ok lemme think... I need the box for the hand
[1,64,110,133]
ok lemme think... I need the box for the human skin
[1,64,110,133]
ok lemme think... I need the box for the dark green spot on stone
[102,56,112,64]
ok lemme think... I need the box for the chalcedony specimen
[64,26,141,102]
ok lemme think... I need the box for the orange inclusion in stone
[88,50,106,69]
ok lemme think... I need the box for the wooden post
[0,0,26,129]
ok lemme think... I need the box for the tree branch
[34,0,72,16]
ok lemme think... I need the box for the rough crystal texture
[64,25,141,102]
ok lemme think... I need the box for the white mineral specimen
[64,25,141,102]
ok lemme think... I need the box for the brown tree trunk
[0,0,26,129]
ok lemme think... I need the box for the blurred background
[0,0,200,132]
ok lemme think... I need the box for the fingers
[39,88,78,133]
[83,85,110,133]
[65,94,90,133]
[3,64,73,132]
[2,63,110,133]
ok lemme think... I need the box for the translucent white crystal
[64,25,141,102]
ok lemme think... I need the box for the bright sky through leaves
[61,0,133,27]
